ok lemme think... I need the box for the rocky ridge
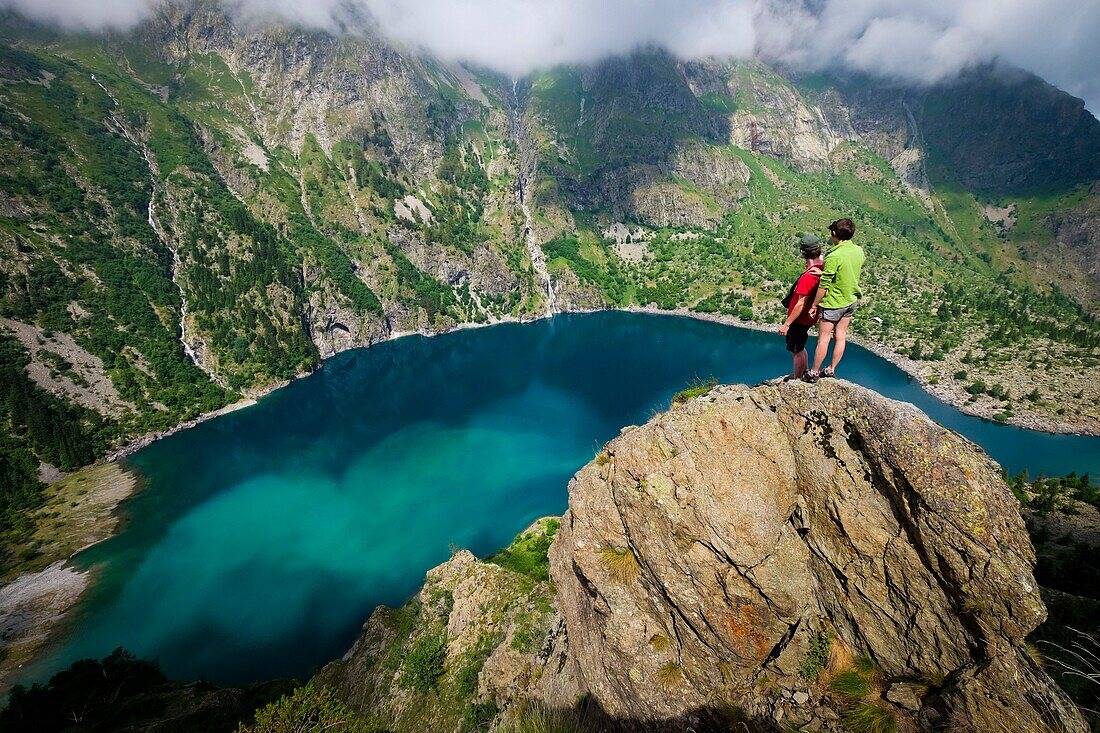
[320,380,1086,732]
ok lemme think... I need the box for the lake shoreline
[105,306,1098,464]
[0,562,89,694]
[0,463,137,694]
[105,396,259,462]
[19,303,1096,578]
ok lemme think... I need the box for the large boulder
[550,380,1085,732]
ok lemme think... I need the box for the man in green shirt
[803,218,864,383]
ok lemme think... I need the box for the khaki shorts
[820,301,858,323]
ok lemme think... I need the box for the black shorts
[785,322,811,353]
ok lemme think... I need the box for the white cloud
[0,0,149,29]
[2,0,1098,115]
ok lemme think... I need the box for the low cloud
[3,0,1099,115]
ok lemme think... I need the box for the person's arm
[808,284,827,319]
[808,256,837,319]
[778,294,809,334]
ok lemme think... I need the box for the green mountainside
[0,4,1098,564]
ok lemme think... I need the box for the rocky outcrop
[315,520,579,733]
[389,227,523,303]
[617,142,751,231]
[1043,182,1100,313]
[628,181,722,231]
[670,141,751,209]
[682,60,845,172]
[319,380,1085,732]
[302,283,389,360]
[550,380,1085,732]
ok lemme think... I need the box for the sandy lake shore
[0,562,88,692]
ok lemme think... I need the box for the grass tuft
[598,547,640,584]
[512,703,587,733]
[962,596,992,616]
[670,376,717,406]
[841,702,897,733]
[921,670,946,688]
[828,670,871,700]
[852,655,878,677]
[826,637,854,676]
[1024,641,1045,667]
[655,661,683,690]
[649,633,671,653]
[827,653,880,704]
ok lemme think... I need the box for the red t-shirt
[788,270,821,326]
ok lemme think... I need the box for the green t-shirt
[818,241,865,309]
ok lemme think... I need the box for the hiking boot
[801,369,820,384]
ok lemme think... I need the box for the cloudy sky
[3,0,1099,115]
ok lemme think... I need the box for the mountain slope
[0,3,1098,567]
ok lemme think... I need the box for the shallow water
[28,312,1100,685]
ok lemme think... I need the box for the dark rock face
[550,380,1085,732]
[1043,180,1100,312]
[918,65,1100,196]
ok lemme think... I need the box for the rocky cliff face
[550,379,1084,732]
[918,66,1100,197]
[320,380,1085,732]
[1042,181,1100,311]
[144,2,450,177]
[315,519,580,733]
[682,60,846,173]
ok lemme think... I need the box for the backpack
[782,271,818,320]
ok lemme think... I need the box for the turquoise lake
[31,311,1100,685]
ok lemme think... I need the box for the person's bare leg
[793,349,808,377]
[829,316,852,372]
[812,320,834,372]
